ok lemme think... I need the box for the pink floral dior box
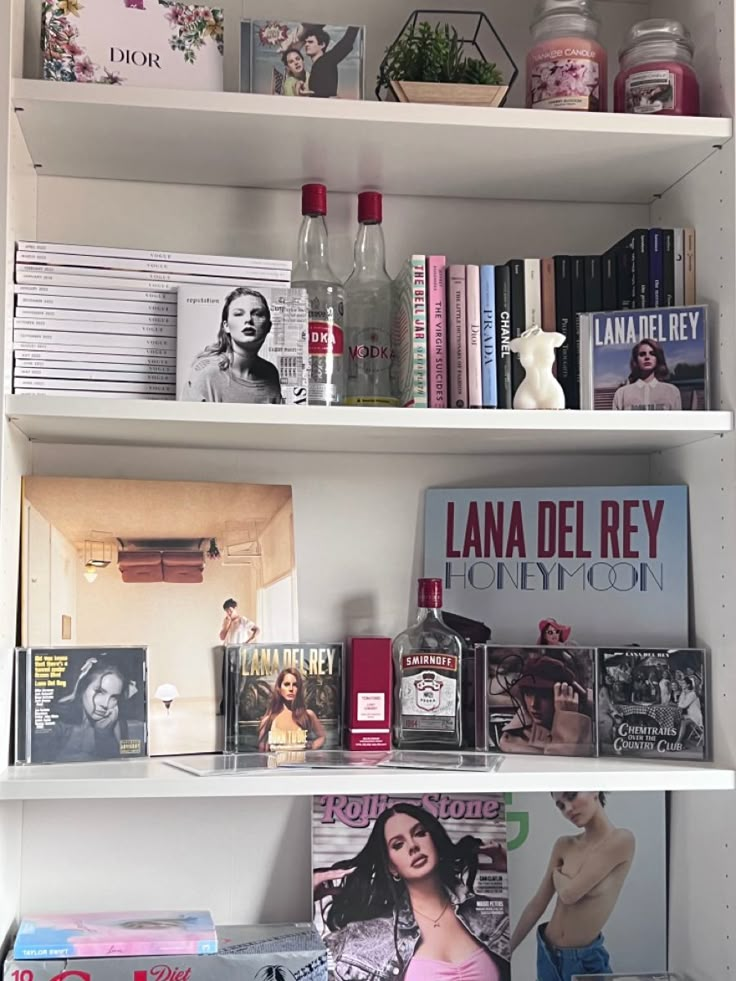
[41,0,224,89]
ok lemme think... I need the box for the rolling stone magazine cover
[177,285,308,404]
[224,643,343,756]
[312,793,510,980]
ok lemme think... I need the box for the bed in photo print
[582,305,708,411]
[313,794,510,980]
[245,20,364,99]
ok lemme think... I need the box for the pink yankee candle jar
[614,19,700,116]
[526,0,608,112]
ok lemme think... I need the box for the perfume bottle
[393,578,463,749]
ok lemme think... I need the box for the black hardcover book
[615,231,637,309]
[601,249,618,310]
[634,228,650,308]
[224,643,343,754]
[553,256,573,403]
[663,229,675,306]
[568,256,586,409]
[584,255,602,313]
[15,646,148,765]
[649,228,663,307]
[494,265,513,409]
[475,644,596,757]
[598,647,708,761]
[507,259,525,395]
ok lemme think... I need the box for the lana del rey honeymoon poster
[424,487,688,648]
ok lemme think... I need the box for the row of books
[12,241,291,399]
[396,226,697,410]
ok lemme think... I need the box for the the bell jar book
[312,793,511,981]
[424,486,689,649]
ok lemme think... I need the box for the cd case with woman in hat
[474,645,596,757]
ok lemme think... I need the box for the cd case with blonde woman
[15,646,148,765]
[224,644,343,754]
[177,285,308,404]
[312,794,510,981]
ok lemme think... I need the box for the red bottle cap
[418,578,442,609]
[358,190,382,224]
[302,183,327,216]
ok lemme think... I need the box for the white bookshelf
[11,80,731,202]
[0,757,733,801]
[7,396,733,455]
[1,0,735,976]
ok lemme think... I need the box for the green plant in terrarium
[378,21,504,90]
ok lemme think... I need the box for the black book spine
[602,249,618,311]
[663,229,675,306]
[508,259,525,395]
[615,232,636,309]
[569,257,586,409]
[585,255,603,314]
[554,256,573,404]
[494,265,513,409]
[635,228,650,308]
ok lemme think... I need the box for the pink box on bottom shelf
[346,637,392,751]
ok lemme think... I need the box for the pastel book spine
[523,259,541,329]
[480,265,498,408]
[14,308,176,327]
[14,317,176,339]
[15,284,173,303]
[466,265,483,409]
[649,228,664,307]
[427,256,448,408]
[411,256,428,408]
[17,240,292,272]
[540,258,556,332]
[494,266,513,409]
[663,229,675,306]
[447,265,468,408]
[553,257,573,403]
[507,260,525,395]
[16,250,291,283]
[15,295,177,316]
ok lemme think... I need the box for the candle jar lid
[620,19,694,59]
[531,0,600,28]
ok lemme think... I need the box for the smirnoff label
[399,651,458,732]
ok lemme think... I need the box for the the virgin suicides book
[597,647,708,761]
[15,646,147,765]
[312,794,511,981]
[424,486,689,649]
[224,643,343,754]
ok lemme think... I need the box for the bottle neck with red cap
[350,192,388,282]
[415,578,445,627]
[294,183,337,284]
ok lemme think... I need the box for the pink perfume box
[346,637,392,751]
[42,0,224,90]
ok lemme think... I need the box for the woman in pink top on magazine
[314,802,510,980]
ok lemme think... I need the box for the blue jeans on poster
[536,923,612,981]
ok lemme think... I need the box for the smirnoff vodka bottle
[393,578,463,749]
[292,183,345,406]
[344,191,396,406]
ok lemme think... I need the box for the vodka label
[399,652,458,732]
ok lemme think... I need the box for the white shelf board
[0,757,732,800]
[12,80,732,203]
[6,395,732,455]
